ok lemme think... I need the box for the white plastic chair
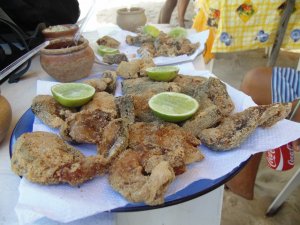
[266,167,300,216]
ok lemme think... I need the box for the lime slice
[146,66,179,81]
[97,45,119,56]
[143,25,160,38]
[51,83,95,107]
[168,27,187,39]
[148,92,199,122]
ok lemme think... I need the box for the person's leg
[226,67,273,200]
[158,0,178,24]
[177,0,190,27]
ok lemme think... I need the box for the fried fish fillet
[131,93,160,122]
[84,70,117,93]
[116,58,155,79]
[11,131,107,185]
[122,77,181,95]
[81,92,118,118]
[205,77,234,116]
[96,35,120,48]
[115,95,136,123]
[183,103,223,138]
[116,94,162,123]
[182,77,234,137]
[173,75,207,96]
[126,34,154,46]
[128,122,204,172]
[60,109,112,144]
[199,103,292,151]
[103,53,128,65]
[31,95,76,128]
[109,149,175,205]
[117,60,140,79]
[97,119,129,160]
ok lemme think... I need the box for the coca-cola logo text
[266,151,276,168]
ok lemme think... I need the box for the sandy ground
[80,1,300,224]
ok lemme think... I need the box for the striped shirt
[272,67,300,103]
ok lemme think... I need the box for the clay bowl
[116,7,147,32]
[0,95,12,143]
[40,37,95,82]
[42,24,79,40]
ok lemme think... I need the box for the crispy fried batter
[128,122,204,170]
[117,60,140,79]
[81,92,117,118]
[199,103,292,151]
[116,94,161,122]
[137,43,156,58]
[181,77,234,137]
[173,75,207,96]
[60,109,112,144]
[11,131,107,185]
[258,103,292,127]
[116,58,155,79]
[103,53,128,65]
[109,149,175,205]
[84,70,117,93]
[97,35,120,48]
[122,77,181,95]
[31,95,76,128]
[126,34,154,46]
[139,57,155,77]
[205,77,234,116]
[183,104,223,138]
[97,119,129,161]
[115,95,136,123]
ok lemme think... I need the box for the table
[0,28,226,225]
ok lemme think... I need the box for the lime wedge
[51,83,95,107]
[168,27,187,39]
[148,92,199,122]
[143,25,160,38]
[146,66,179,81]
[97,45,119,56]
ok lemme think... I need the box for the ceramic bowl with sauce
[40,37,95,82]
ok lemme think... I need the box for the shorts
[272,67,300,103]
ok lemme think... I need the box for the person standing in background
[158,0,190,27]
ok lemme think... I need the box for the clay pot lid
[41,37,89,55]
[117,7,145,15]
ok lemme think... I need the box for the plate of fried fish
[10,68,296,218]
[94,28,209,67]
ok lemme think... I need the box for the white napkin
[15,71,300,225]
[94,29,209,66]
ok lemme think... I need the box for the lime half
[143,25,160,38]
[51,83,95,107]
[148,92,199,122]
[168,27,187,39]
[146,66,179,82]
[97,45,119,56]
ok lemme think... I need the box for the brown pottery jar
[40,37,95,82]
[117,7,147,32]
[0,94,12,143]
